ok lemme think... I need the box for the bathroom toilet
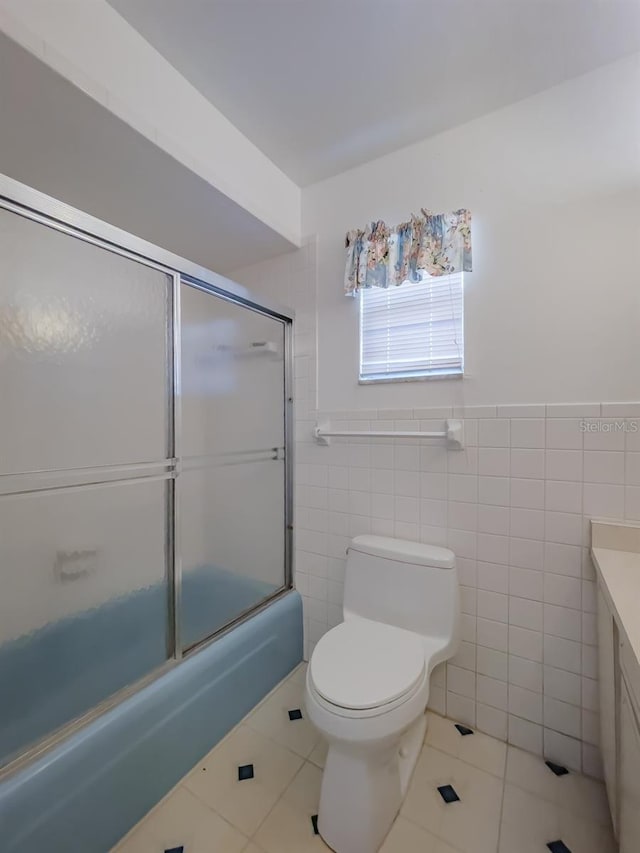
[304,535,459,853]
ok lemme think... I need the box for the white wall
[0,0,301,247]
[303,54,640,412]
[292,400,640,778]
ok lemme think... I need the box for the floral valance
[344,208,472,295]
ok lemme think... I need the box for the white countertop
[592,547,640,675]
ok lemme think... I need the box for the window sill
[358,370,464,385]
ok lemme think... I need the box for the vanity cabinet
[598,585,640,850]
[592,522,640,851]
[619,676,640,853]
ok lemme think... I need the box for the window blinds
[359,272,463,381]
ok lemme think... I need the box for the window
[359,271,464,382]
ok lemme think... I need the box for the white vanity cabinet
[597,569,640,851]
[619,675,640,853]
[592,525,640,850]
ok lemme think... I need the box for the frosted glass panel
[0,479,169,766]
[0,208,170,474]
[180,462,284,648]
[181,285,284,455]
[180,284,286,649]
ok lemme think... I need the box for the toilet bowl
[303,535,459,853]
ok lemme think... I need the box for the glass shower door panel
[0,208,170,473]
[0,205,173,767]
[0,478,169,767]
[180,283,286,650]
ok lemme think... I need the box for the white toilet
[304,535,459,853]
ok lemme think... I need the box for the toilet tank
[343,535,459,643]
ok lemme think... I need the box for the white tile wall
[294,402,640,777]
[230,247,640,778]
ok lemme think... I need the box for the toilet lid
[309,620,425,710]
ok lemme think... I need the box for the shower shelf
[313,418,464,450]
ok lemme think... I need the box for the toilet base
[317,712,427,853]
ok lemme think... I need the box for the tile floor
[112,664,616,853]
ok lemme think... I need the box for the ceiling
[108,0,640,185]
[0,33,294,275]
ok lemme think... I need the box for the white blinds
[359,272,463,381]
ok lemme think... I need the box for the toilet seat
[309,619,426,711]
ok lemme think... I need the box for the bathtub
[0,587,302,852]
[0,564,279,764]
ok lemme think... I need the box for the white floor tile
[281,761,323,815]
[501,782,616,853]
[401,745,503,853]
[246,679,321,758]
[113,786,247,853]
[380,815,441,852]
[505,745,611,826]
[501,783,560,840]
[253,799,331,853]
[113,669,617,853]
[424,711,462,754]
[557,810,618,853]
[425,712,507,778]
[498,820,548,853]
[183,724,303,836]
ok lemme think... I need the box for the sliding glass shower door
[0,177,292,771]
[179,282,287,651]
[0,207,173,767]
